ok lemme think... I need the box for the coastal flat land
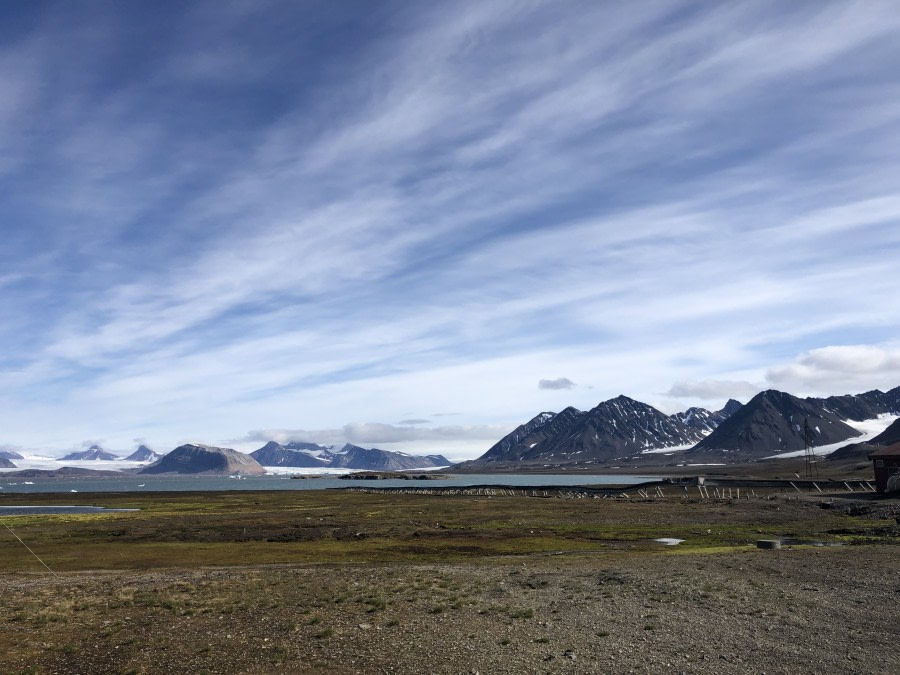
[1,490,898,674]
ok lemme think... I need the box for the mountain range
[37,440,451,474]
[249,441,450,471]
[459,386,900,468]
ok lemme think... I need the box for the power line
[2,521,58,577]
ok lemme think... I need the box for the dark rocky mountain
[541,396,709,460]
[250,441,329,468]
[465,396,731,467]
[475,407,587,464]
[826,442,879,461]
[806,389,900,422]
[870,417,900,446]
[328,444,450,470]
[422,454,452,466]
[687,390,862,459]
[123,445,162,462]
[720,398,744,417]
[60,445,120,461]
[0,456,15,468]
[669,399,742,434]
[0,449,24,460]
[140,444,265,475]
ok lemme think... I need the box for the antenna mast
[803,418,818,478]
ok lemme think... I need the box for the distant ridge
[124,444,162,462]
[250,441,329,468]
[328,444,450,471]
[60,445,120,461]
[250,441,450,471]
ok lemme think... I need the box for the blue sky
[2,0,899,459]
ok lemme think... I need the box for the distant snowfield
[0,456,152,473]
[0,457,450,476]
[765,414,898,459]
[642,443,695,455]
[258,466,357,476]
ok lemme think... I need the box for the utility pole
[803,418,818,479]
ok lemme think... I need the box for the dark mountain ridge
[870,417,900,446]
[690,387,900,459]
[463,385,900,467]
[688,390,861,458]
[463,396,740,468]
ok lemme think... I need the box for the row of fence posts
[344,480,876,499]
[685,485,757,500]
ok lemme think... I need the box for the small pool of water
[0,506,139,515]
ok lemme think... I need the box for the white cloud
[765,344,900,394]
[240,422,512,450]
[538,378,576,390]
[666,380,762,401]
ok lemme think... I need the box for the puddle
[0,506,139,515]
[654,537,684,546]
[778,538,843,547]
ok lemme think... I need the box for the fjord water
[0,473,658,494]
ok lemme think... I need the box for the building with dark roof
[868,443,900,493]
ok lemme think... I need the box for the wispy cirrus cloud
[0,1,898,455]
[666,380,763,402]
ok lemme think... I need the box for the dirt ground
[1,492,898,674]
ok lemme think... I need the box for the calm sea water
[0,473,658,494]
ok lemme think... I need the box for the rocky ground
[1,492,898,674]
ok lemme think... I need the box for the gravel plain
[1,494,898,674]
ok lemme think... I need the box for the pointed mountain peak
[719,399,743,417]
